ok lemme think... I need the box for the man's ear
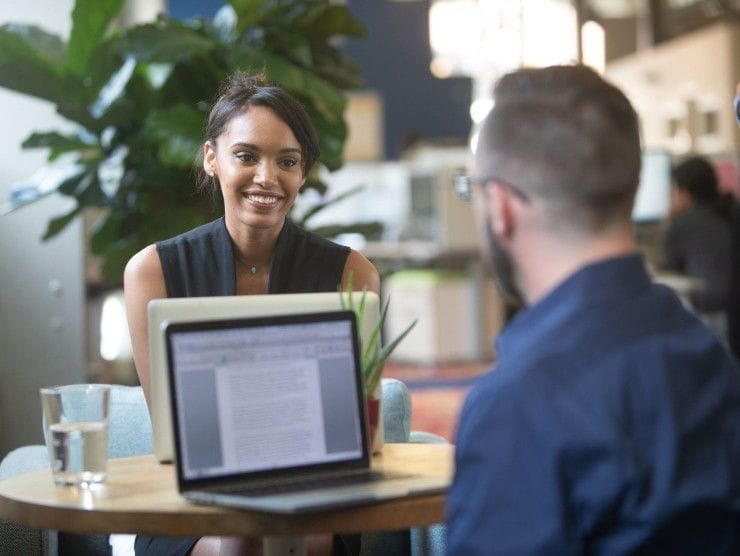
[489,183,515,239]
[203,141,216,176]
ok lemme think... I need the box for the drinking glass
[40,384,111,487]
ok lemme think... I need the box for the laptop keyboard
[228,470,408,497]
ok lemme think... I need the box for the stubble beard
[484,203,526,310]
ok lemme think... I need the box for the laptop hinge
[207,467,377,493]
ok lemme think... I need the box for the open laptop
[148,292,380,462]
[164,310,447,513]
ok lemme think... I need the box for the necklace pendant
[250,265,257,275]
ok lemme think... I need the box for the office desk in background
[0,443,453,554]
[362,241,501,363]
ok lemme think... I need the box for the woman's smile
[242,190,284,210]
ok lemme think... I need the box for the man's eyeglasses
[452,171,531,203]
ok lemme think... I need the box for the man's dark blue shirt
[446,254,740,554]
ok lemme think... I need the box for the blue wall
[168,0,221,19]
[168,0,472,159]
[344,1,471,158]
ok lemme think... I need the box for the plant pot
[366,395,384,454]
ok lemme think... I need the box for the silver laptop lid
[148,292,380,463]
[165,311,370,492]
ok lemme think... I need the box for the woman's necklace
[235,246,270,278]
[237,256,264,277]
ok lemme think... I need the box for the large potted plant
[0,0,367,284]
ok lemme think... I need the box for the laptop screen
[166,312,367,482]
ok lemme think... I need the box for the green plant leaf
[1,161,88,215]
[303,102,347,171]
[362,296,389,366]
[376,317,418,363]
[230,44,304,89]
[83,36,132,102]
[357,288,367,332]
[363,317,418,394]
[42,206,81,241]
[256,0,324,36]
[67,0,125,74]
[311,44,363,89]
[301,71,346,122]
[314,127,345,171]
[347,273,356,310]
[66,172,109,208]
[57,169,95,197]
[99,235,140,284]
[0,26,75,103]
[308,222,383,240]
[90,209,127,254]
[89,55,137,119]
[306,5,364,40]
[143,104,204,168]
[1,23,66,62]
[22,131,90,150]
[228,0,264,35]
[22,131,96,161]
[284,37,313,67]
[120,21,216,64]
[298,184,363,227]
[314,59,363,90]
[231,44,345,120]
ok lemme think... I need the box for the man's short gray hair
[477,65,641,233]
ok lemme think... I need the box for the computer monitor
[632,150,672,222]
[147,292,380,462]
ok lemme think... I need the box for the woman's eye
[235,152,257,163]
[280,158,299,169]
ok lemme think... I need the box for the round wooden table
[0,443,453,554]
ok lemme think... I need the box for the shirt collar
[495,252,651,360]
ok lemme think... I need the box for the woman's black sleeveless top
[156,217,350,297]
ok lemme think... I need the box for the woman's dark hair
[197,72,320,194]
[672,156,719,203]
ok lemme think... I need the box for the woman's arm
[341,249,380,294]
[123,244,167,410]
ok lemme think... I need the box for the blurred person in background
[662,155,733,341]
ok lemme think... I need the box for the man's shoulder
[466,288,734,427]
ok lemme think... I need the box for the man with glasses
[446,65,740,554]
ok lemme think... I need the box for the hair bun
[220,71,269,98]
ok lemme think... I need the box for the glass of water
[40,384,111,487]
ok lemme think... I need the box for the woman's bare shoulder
[342,249,380,294]
[124,244,164,290]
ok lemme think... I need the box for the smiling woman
[122,73,378,555]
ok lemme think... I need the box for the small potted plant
[341,276,417,453]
